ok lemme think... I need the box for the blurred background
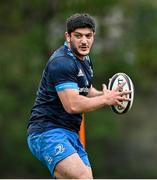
[1,0,157,178]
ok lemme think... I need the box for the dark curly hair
[66,13,96,34]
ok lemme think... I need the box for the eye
[75,34,82,39]
[86,34,93,39]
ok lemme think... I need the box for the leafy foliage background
[1,0,157,178]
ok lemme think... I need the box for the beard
[70,42,89,59]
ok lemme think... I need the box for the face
[65,28,95,60]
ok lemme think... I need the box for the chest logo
[77,69,84,77]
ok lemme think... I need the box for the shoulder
[49,56,76,70]
[46,54,78,78]
[48,46,76,67]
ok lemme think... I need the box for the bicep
[57,88,80,114]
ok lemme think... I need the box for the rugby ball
[108,72,134,114]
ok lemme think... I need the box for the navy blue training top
[27,42,93,134]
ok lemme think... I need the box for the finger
[116,101,126,109]
[120,90,132,95]
[102,84,107,90]
[118,97,131,101]
[113,100,125,108]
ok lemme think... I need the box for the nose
[81,35,87,44]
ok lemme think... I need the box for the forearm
[87,86,103,97]
[65,94,107,114]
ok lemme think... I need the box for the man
[27,13,131,179]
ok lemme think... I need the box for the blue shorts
[27,128,91,177]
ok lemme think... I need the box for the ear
[65,32,70,43]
